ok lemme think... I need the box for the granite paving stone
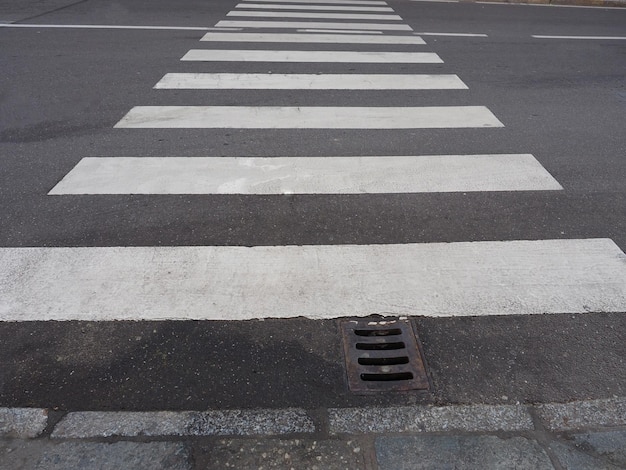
[329,404,533,434]
[375,435,554,470]
[52,409,314,438]
[549,440,623,470]
[566,430,626,468]
[193,438,372,470]
[0,439,190,470]
[0,408,47,438]
[537,398,626,431]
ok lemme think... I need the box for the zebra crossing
[153,73,467,89]
[48,155,563,194]
[2,0,626,321]
[179,49,442,62]
[3,239,626,321]
[198,31,425,43]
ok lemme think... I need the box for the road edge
[2,396,625,439]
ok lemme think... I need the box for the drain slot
[356,341,405,350]
[341,318,429,393]
[358,356,409,366]
[361,372,414,382]
[355,328,402,337]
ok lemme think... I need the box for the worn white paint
[180,49,441,63]
[479,1,626,8]
[2,239,625,321]
[114,106,503,129]
[414,31,488,37]
[296,28,383,33]
[214,20,412,30]
[48,155,563,195]
[226,11,403,20]
[238,0,388,4]
[201,31,421,43]
[0,24,239,31]
[154,73,467,90]
[235,3,395,11]
[532,35,626,40]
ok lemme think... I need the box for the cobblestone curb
[0,408,48,438]
[51,409,315,438]
[2,399,626,469]
[2,397,625,440]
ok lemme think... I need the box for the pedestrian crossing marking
[235,3,396,11]
[23,0,621,327]
[214,20,413,30]
[200,32,424,43]
[226,11,403,20]
[114,106,504,129]
[2,239,624,321]
[180,49,441,63]
[415,31,488,37]
[0,24,244,31]
[238,0,390,4]
[48,155,563,195]
[297,29,384,33]
[154,73,467,90]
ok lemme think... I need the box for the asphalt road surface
[0,0,625,411]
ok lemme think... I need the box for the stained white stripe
[478,1,626,9]
[114,106,503,129]
[154,73,467,90]
[297,29,383,34]
[48,155,563,195]
[532,35,626,40]
[3,239,625,321]
[181,49,441,63]
[0,24,240,31]
[235,3,395,11]
[214,20,412,30]
[241,0,388,4]
[226,11,403,20]
[201,32,422,43]
[415,31,488,37]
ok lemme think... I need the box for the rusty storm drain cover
[340,318,429,393]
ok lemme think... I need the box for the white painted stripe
[181,49,441,63]
[226,11,403,20]
[236,3,395,11]
[2,239,625,321]
[528,3,626,8]
[409,0,459,2]
[201,32,422,43]
[154,73,467,90]
[214,20,412,30]
[0,24,237,31]
[532,35,626,40]
[48,155,563,195]
[297,28,383,33]
[242,0,388,4]
[415,31,488,37]
[477,1,626,9]
[114,106,503,129]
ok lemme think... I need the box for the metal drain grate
[340,318,429,393]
